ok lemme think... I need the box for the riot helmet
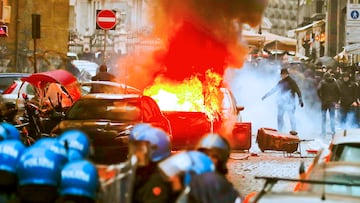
[132,127,171,162]
[0,140,26,173]
[129,123,152,141]
[59,160,100,201]
[17,146,63,186]
[58,129,91,158]
[0,122,20,140]
[33,137,68,166]
[196,133,231,174]
[0,124,7,141]
[0,140,26,194]
[158,150,215,187]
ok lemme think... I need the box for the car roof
[80,81,142,94]
[80,93,143,100]
[0,73,30,77]
[332,129,360,145]
[312,161,360,175]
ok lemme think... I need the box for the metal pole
[33,38,37,73]
[103,30,107,64]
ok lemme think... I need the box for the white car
[71,60,99,81]
[0,80,35,108]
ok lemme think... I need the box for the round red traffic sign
[97,10,117,30]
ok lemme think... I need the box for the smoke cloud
[114,0,269,89]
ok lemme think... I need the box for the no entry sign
[96,10,117,30]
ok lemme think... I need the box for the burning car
[144,71,247,150]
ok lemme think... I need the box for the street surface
[226,134,320,197]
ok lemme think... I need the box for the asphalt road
[226,134,321,198]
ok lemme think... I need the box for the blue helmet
[0,125,7,141]
[0,140,26,173]
[33,137,68,166]
[58,129,90,158]
[0,122,20,140]
[59,160,100,200]
[196,133,231,163]
[67,149,83,162]
[129,123,153,141]
[133,127,171,162]
[17,146,63,186]
[158,151,215,186]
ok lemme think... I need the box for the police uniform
[132,163,173,203]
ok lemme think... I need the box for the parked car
[0,80,35,109]
[293,128,360,192]
[299,128,360,180]
[301,161,360,197]
[50,93,172,165]
[244,172,360,203]
[0,73,30,94]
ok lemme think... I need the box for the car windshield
[308,173,360,197]
[331,144,360,163]
[67,98,142,122]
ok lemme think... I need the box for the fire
[144,70,223,121]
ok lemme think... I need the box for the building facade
[0,0,70,73]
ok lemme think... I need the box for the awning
[343,43,360,54]
[264,40,296,52]
[21,69,78,87]
[292,19,325,32]
[242,31,297,51]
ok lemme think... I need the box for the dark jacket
[91,72,115,82]
[337,79,359,107]
[317,76,340,104]
[187,172,241,203]
[263,76,302,106]
[132,163,173,203]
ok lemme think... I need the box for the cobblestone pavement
[226,134,322,198]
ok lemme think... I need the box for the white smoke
[224,59,325,141]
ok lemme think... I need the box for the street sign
[96,10,117,30]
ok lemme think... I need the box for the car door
[141,96,172,135]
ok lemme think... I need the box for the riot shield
[97,155,138,203]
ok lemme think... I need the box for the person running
[261,68,304,133]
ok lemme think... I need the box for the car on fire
[160,87,244,150]
[50,93,172,165]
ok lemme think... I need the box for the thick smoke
[114,0,269,89]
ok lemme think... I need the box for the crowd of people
[0,121,242,203]
[260,58,360,137]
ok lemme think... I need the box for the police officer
[12,145,64,203]
[195,133,231,175]
[0,140,26,202]
[158,150,216,202]
[58,129,92,160]
[57,160,100,203]
[130,125,173,203]
[193,133,242,203]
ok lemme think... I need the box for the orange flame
[144,70,223,121]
